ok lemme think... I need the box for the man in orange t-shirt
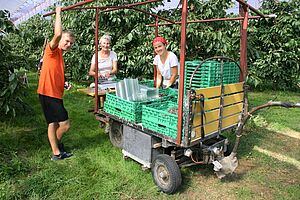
[37,7,75,161]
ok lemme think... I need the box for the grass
[0,73,299,199]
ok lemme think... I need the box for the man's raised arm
[49,7,62,50]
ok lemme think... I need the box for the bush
[0,10,31,117]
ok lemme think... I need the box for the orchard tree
[0,10,30,116]
[12,0,300,89]
[248,0,300,89]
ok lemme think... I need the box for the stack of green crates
[184,60,240,89]
[104,88,177,123]
[142,101,178,139]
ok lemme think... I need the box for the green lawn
[1,73,299,199]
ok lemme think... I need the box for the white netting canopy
[0,0,262,25]
[0,0,59,25]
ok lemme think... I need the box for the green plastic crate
[104,103,142,122]
[143,120,177,139]
[142,101,178,138]
[139,79,155,87]
[184,60,240,89]
[104,89,177,123]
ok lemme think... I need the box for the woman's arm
[155,65,163,88]
[109,60,118,76]
[166,66,178,88]
[89,63,98,77]
[105,52,118,77]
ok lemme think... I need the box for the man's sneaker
[51,152,73,161]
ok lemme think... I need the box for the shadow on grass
[68,130,108,152]
[177,121,278,188]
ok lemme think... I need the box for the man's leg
[56,119,70,141]
[48,122,60,155]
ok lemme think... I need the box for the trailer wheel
[151,154,182,194]
[109,120,123,148]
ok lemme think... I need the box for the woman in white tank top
[89,35,118,83]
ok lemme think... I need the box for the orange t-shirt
[37,44,65,99]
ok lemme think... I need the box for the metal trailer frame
[44,0,300,194]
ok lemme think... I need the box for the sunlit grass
[0,73,299,199]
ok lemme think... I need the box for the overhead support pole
[128,7,175,24]
[176,0,188,145]
[117,0,162,8]
[74,0,162,10]
[101,0,162,12]
[154,17,159,87]
[99,1,175,25]
[239,2,249,81]
[94,8,99,113]
[147,15,265,27]
[69,6,125,10]
[43,0,94,17]
[155,16,159,39]
[43,0,163,16]
[235,0,265,17]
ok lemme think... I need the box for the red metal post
[43,0,94,17]
[236,0,265,17]
[129,7,175,24]
[100,0,163,13]
[147,16,262,27]
[239,4,249,81]
[94,8,99,112]
[176,0,188,145]
[153,17,159,87]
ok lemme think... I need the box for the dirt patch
[177,158,283,200]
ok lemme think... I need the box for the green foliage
[0,10,17,90]
[10,0,300,89]
[248,0,300,89]
[0,10,30,117]
[0,151,29,182]
[7,14,52,70]
[0,10,17,33]
[0,68,31,117]
[60,0,157,80]
[0,73,300,199]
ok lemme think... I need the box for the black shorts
[39,94,69,124]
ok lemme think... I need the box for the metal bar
[185,91,192,146]
[69,6,123,10]
[176,0,188,145]
[43,0,94,17]
[239,5,249,81]
[101,8,119,13]
[101,0,162,13]
[119,0,162,8]
[231,101,300,156]
[154,17,159,87]
[94,8,99,113]
[217,60,225,137]
[101,7,175,24]
[69,1,164,11]
[129,7,175,24]
[147,16,262,26]
[235,0,265,17]
[44,0,162,15]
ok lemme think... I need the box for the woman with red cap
[152,36,179,88]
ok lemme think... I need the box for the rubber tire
[109,120,123,148]
[151,154,182,194]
